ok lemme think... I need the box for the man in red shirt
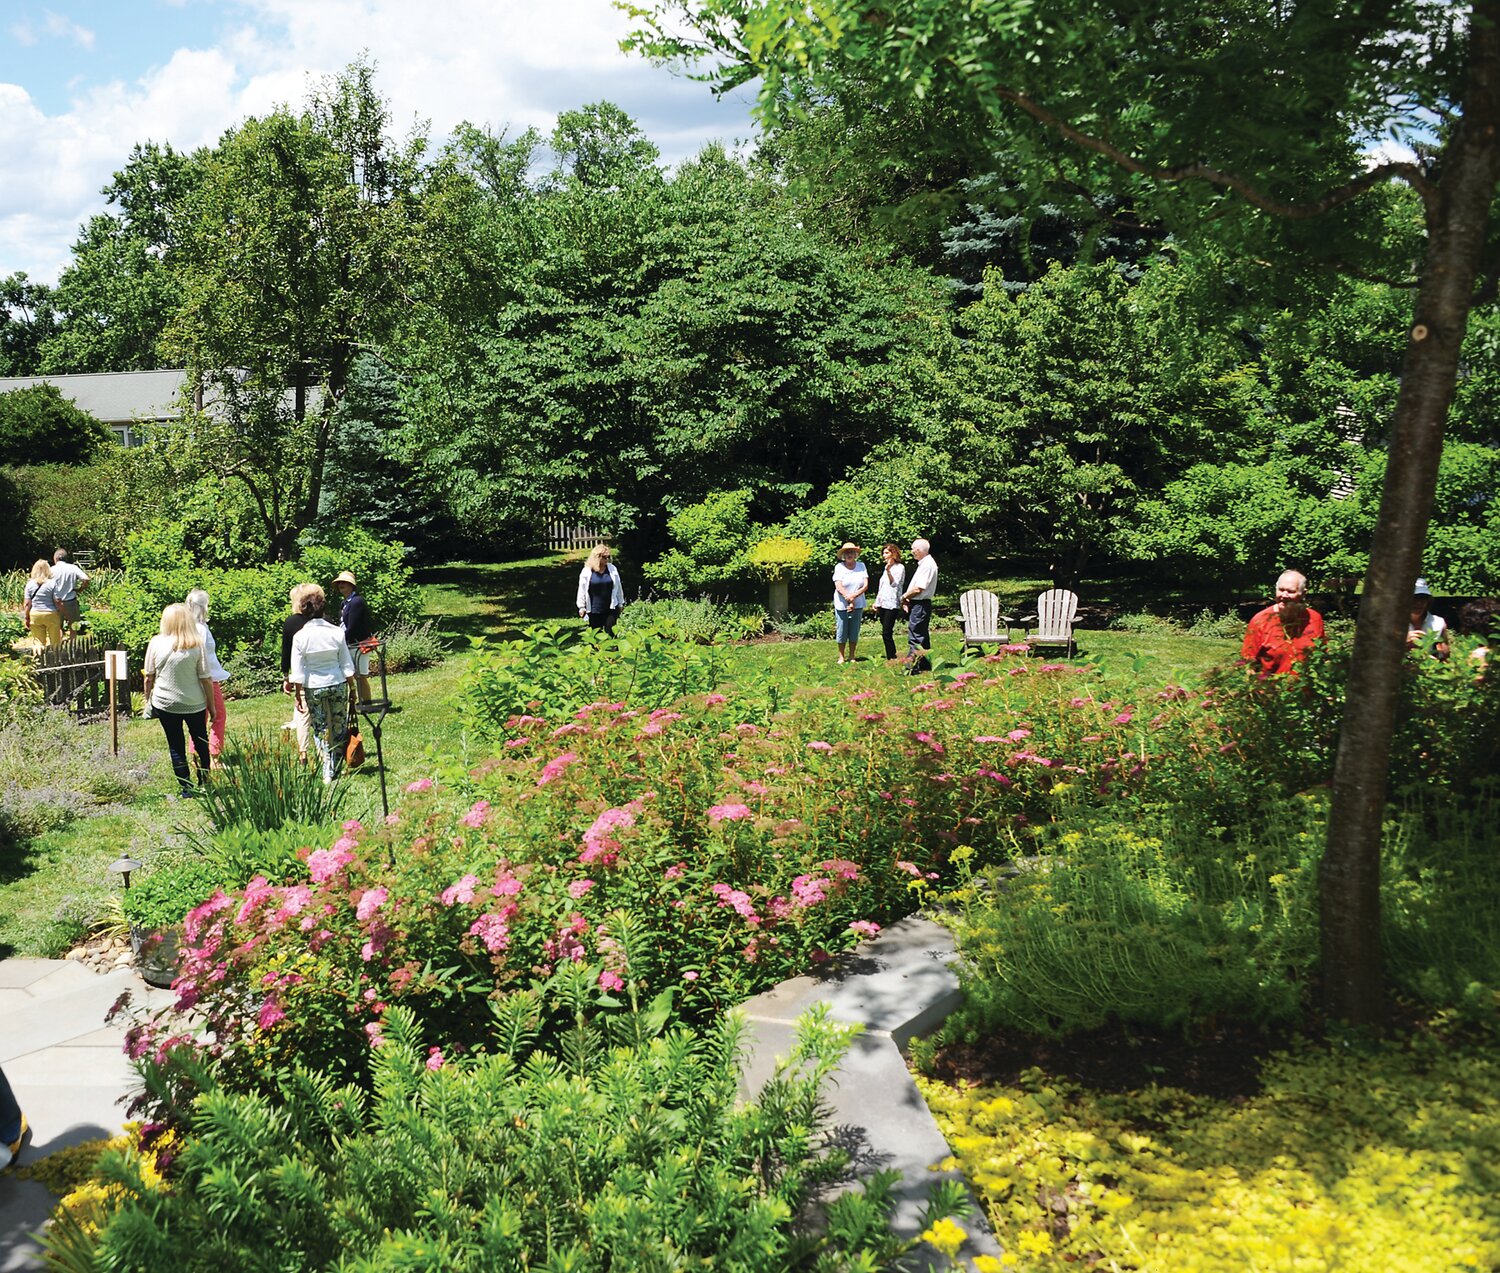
[1241,570,1325,676]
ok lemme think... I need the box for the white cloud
[0,0,754,284]
[43,11,96,50]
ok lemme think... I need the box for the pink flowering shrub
[148,655,1239,1092]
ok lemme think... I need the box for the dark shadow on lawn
[422,556,587,644]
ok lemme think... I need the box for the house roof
[0,370,192,424]
[0,369,321,426]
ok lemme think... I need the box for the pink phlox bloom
[360,922,393,962]
[977,767,1013,787]
[365,1021,386,1047]
[599,969,625,992]
[1113,711,1134,726]
[914,731,945,755]
[682,970,700,981]
[1081,733,1104,743]
[911,681,937,692]
[257,999,286,1030]
[809,948,831,964]
[550,722,586,738]
[232,875,275,925]
[509,713,545,728]
[860,711,886,722]
[818,858,861,881]
[920,699,956,711]
[635,722,665,738]
[460,800,492,828]
[537,751,582,786]
[308,844,355,884]
[183,891,234,943]
[878,791,893,800]
[735,723,760,735]
[707,802,753,824]
[568,878,595,899]
[849,920,881,939]
[426,1047,445,1071]
[1040,663,1067,672]
[901,797,917,807]
[930,773,954,784]
[356,887,389,921]
[710,883,760,921]
[491,871,523,897]
[578,842,618,867]
[649,709,683,723]
[1012,750,1055,767]
[705,693,727,706]
[768,895,794,919]
[764,765,788,776]
[953,671,980,685]
[309,928,334,952]
[505,737,530,749]
[790,875,830,907]
[1000,643,1029,656]
[440,874,480,907]
[1007,666,1027,677]
[383,812,401,826]
[847,690,877,703]
[404,778,434,793]
[1007,728,1032,742]
[742,780,770,796]
[1069,697,1091,708]
[806,740,833,752]
[895,861,921,876]
[469,913,512,954]
[973,735,1006,744]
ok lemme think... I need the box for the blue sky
[0,0,756,284]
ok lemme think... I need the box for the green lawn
[0,553,1239,957]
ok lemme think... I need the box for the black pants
[156,707,209,791]
[907,598,933,672]
[587,608,621,635]
[878,607,901,659]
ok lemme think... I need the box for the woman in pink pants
[185,589,231,763]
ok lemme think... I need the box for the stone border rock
[736,915,1001,1270]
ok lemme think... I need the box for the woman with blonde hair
[288,584,356,784]
[575,544,624,635]
[185,589,231,765]
[281,582,318,764]
[143,603,216,792]
[21,560,63,650]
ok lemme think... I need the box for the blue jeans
[0,1064,21,1144]
[306,685,350,783]
[835,607,863,645]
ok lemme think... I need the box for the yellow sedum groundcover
[918,1035,1500,1271]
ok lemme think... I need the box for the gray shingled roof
[0,370,321,425]
[0,370,191,423]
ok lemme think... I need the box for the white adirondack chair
[957,589,1008,652]
[1025,589,1079,658]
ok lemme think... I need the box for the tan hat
[334,570,358,586]
[837,542,860,556]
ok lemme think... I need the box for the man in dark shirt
[333,571,375,705]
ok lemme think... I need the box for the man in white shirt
[49,548,90,633]
[899,538,938,673]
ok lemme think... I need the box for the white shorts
[350,647,371,676]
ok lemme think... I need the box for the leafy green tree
[627,0,1500,1026]
[163,61,425,559]
[40,142,200,373]
[0,273,57,375]
[0,384,111,465]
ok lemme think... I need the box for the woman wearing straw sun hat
[832,542,868,665]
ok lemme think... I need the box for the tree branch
[995,87,1437,218]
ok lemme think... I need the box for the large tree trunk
[1320,7,1500,1026]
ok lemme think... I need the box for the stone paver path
[1,958,171,1272]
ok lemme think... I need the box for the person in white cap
[1406,578,1449,660]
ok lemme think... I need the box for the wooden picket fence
[542,521,608,552]
[28,635,129,717]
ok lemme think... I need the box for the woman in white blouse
[185,589,231,766]
[143,603,217,792]
[871,544,906,661]
[288,585,356,783]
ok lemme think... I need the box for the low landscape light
[107,856,144,889]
